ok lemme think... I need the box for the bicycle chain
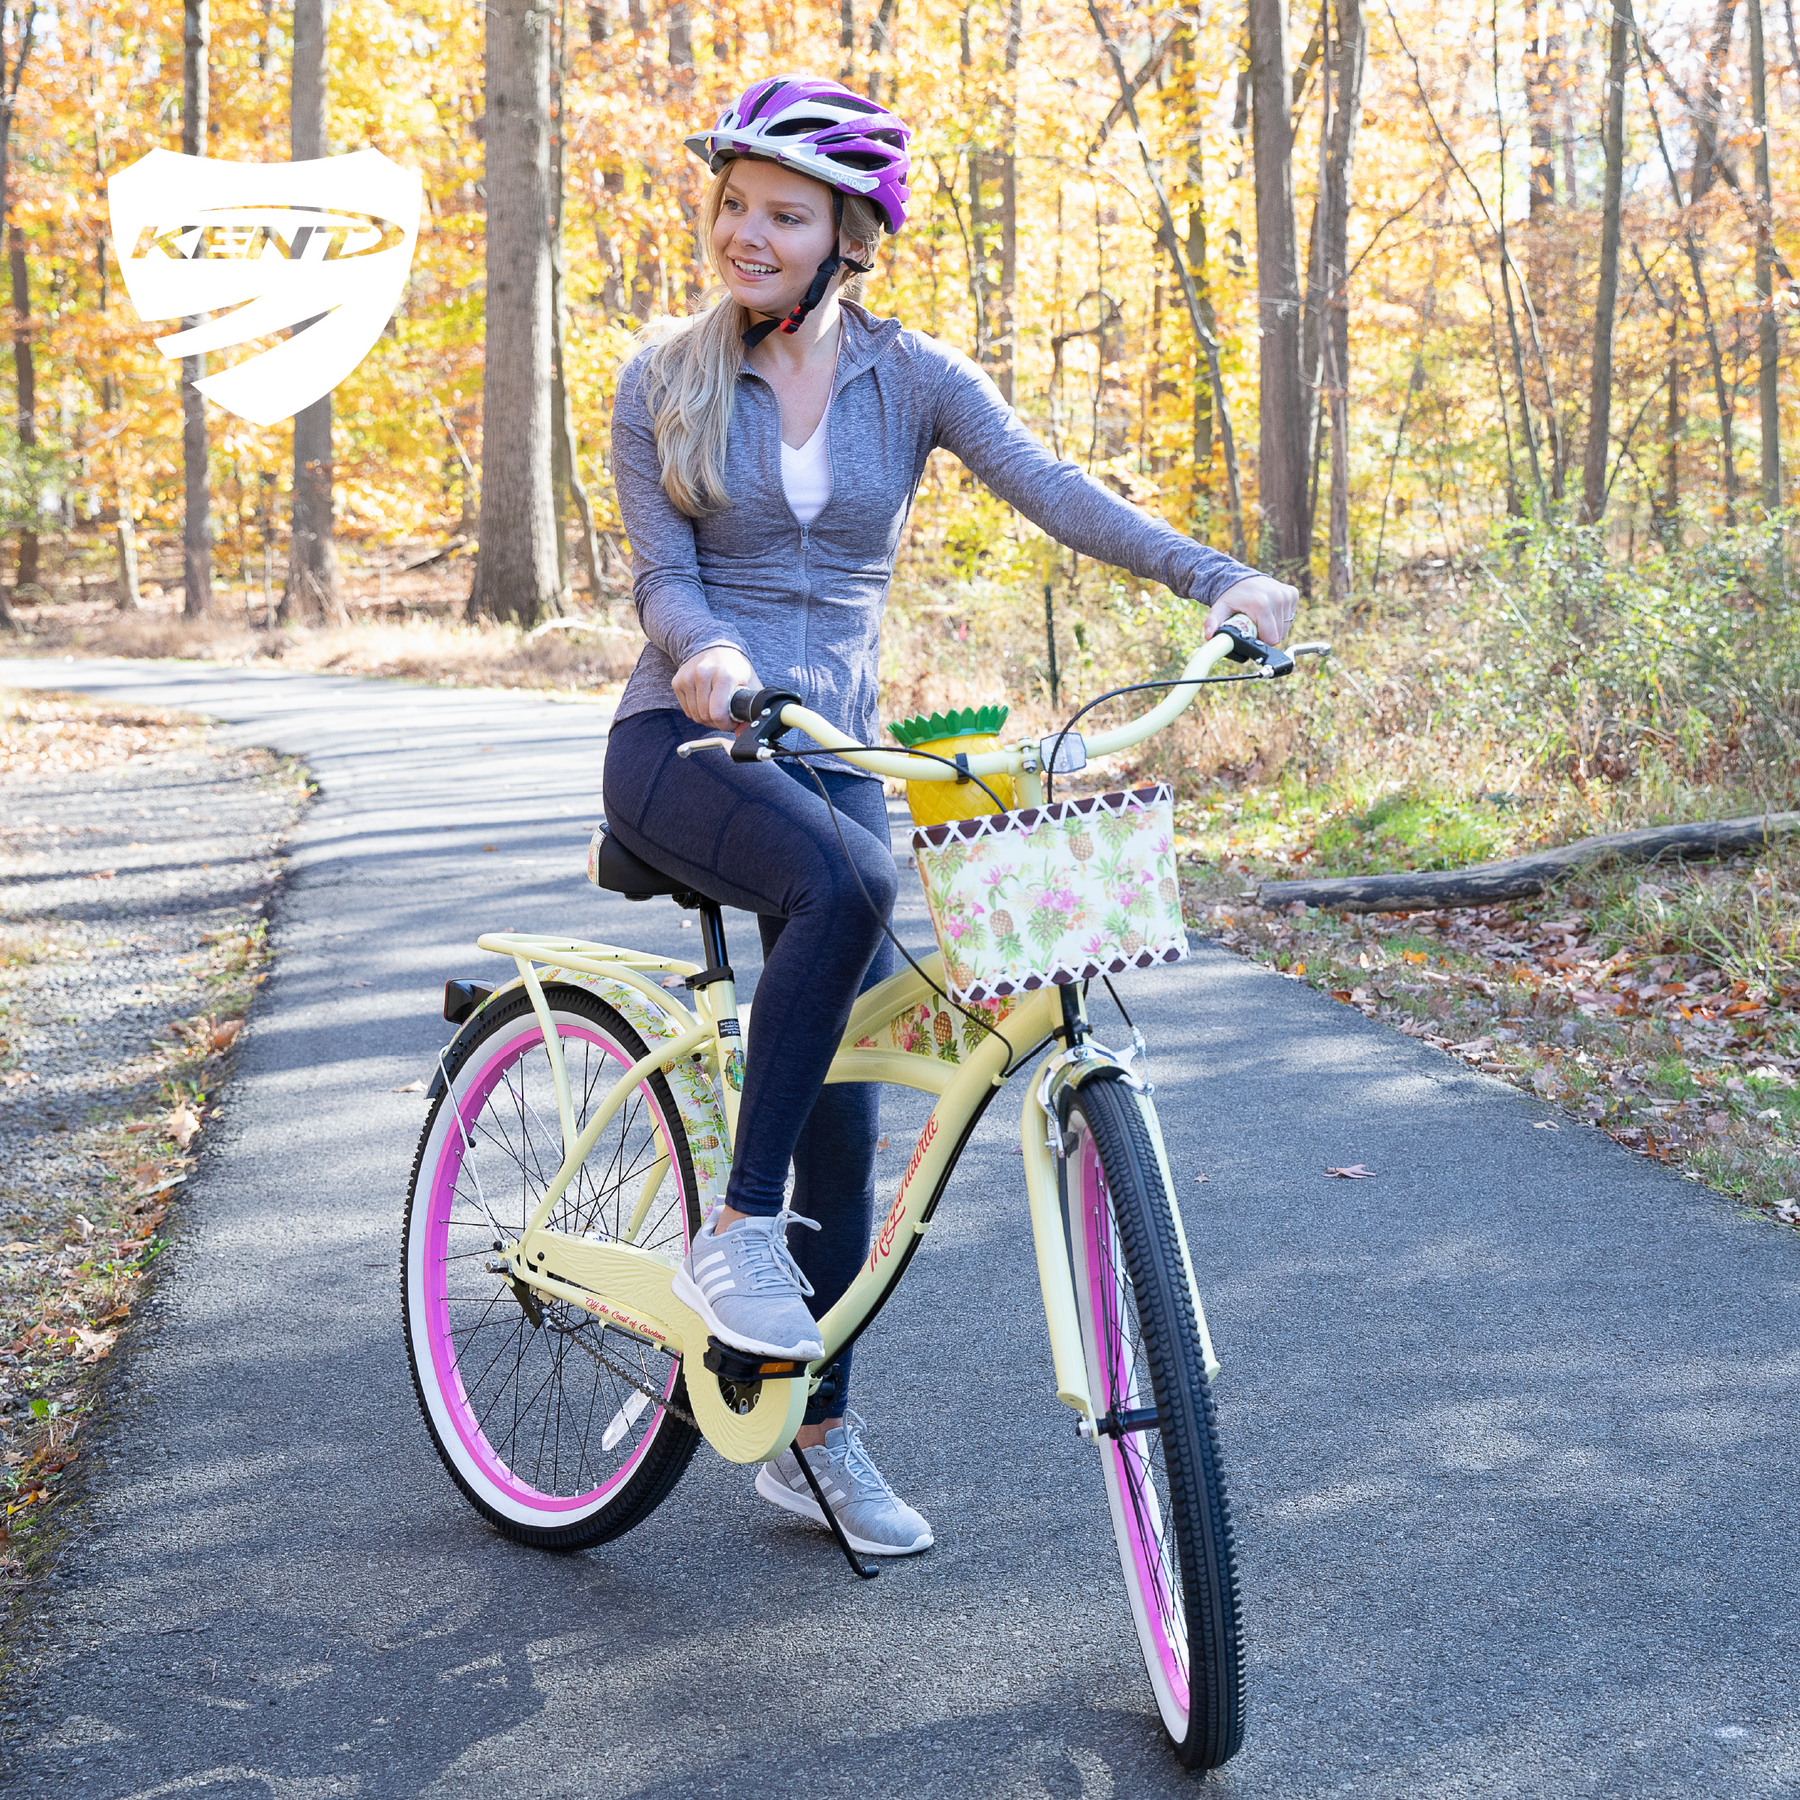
[547,1313,699,1432]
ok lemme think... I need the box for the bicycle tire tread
[1069,1073,1246,1768]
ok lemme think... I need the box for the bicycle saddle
[588,823,704,905]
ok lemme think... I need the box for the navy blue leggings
[602,708,895,1420]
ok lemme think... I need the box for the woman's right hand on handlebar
[673,645,759,731]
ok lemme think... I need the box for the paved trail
[2,659,1795,1800]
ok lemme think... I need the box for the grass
[1180,843,1800,1225]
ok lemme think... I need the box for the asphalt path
[2,657,1796,1800]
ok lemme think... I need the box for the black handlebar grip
[728,687,759,724]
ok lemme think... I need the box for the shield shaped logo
[108,147,423,427]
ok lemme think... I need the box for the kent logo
[108,149,422,426]
[128,209,408,265]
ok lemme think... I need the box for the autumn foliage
[0,0,1789,598]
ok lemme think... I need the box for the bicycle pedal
[701,1338,809,1382]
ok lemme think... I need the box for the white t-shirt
[781,410,832,526]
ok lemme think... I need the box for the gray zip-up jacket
[611,302,1255,756]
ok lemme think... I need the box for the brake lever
[1217,622,1296,679]
[730,687,804,763]
[675,736,737,759]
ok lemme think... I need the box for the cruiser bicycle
[401,620,1295,1770]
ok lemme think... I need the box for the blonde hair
[632,164,883,517]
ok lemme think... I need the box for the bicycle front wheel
[1063,1072,1246,1769]
[403,984,703,1550]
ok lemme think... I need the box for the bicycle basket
[912,783,1187,1004]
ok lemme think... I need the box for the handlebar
[685,622,1296,784]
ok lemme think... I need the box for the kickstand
[793,1440,879,1581]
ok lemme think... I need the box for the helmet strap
[742,190,872,352]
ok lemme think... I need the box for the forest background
[0,0,1791,794]
[0,0,1798,1208]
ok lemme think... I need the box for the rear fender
[425,969,731,1208]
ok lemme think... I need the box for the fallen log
[1257,812,1800,914]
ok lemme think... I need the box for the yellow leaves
[165,1101,201,1150]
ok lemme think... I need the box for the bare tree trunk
[997,0,1021,403]
[280,0,342,623]
[1090,0,1246,558]
[1249,0,1307,578]
[1748,0,1781,512]
[1481,9,1547,513]
[1638,46,1739,521]
[0,1,33,631]
[1657,285,1681,543]
[115,489,142,610]
[1324,0,1366,602]
[968,148,987,367]
[1178,23,1218,529]
[594,169,626,314]
[1580,0,1630,524]
[10,223,37,602]
[867,0,897,102]
[1300,0,1326,552]
[181,0,211,617]
[1692,0,1739,205]
[467,0,561,625]
[1524,0,1558,217]
[551,0,602,602]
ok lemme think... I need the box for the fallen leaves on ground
[1184,859,1800,1224]
[0,693,189,778]
[0,696,302,1623]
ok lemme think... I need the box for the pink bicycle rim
[423,1022,674,1512]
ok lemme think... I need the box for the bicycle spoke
[410,998,701,1526]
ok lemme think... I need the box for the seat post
[697,901,730,977]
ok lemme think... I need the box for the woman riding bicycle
[603,74,1297,1559]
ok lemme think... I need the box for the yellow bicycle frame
[465,630,1249,1463]
[469,940,1083,1462]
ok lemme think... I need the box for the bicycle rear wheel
[403,985,703,1550]
[1062,1072,1245,1769]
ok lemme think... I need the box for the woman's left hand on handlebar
[1205,574,1299,647]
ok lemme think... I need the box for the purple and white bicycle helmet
[687,76,912,348]
[686,75,912,233]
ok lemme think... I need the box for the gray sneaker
[672,1205,825,1359]
[756,1413,935,1556]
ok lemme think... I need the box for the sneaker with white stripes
[671,1205,825,1360]
[756,1413,935,1557]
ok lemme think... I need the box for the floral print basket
[912,783,1187,1004]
